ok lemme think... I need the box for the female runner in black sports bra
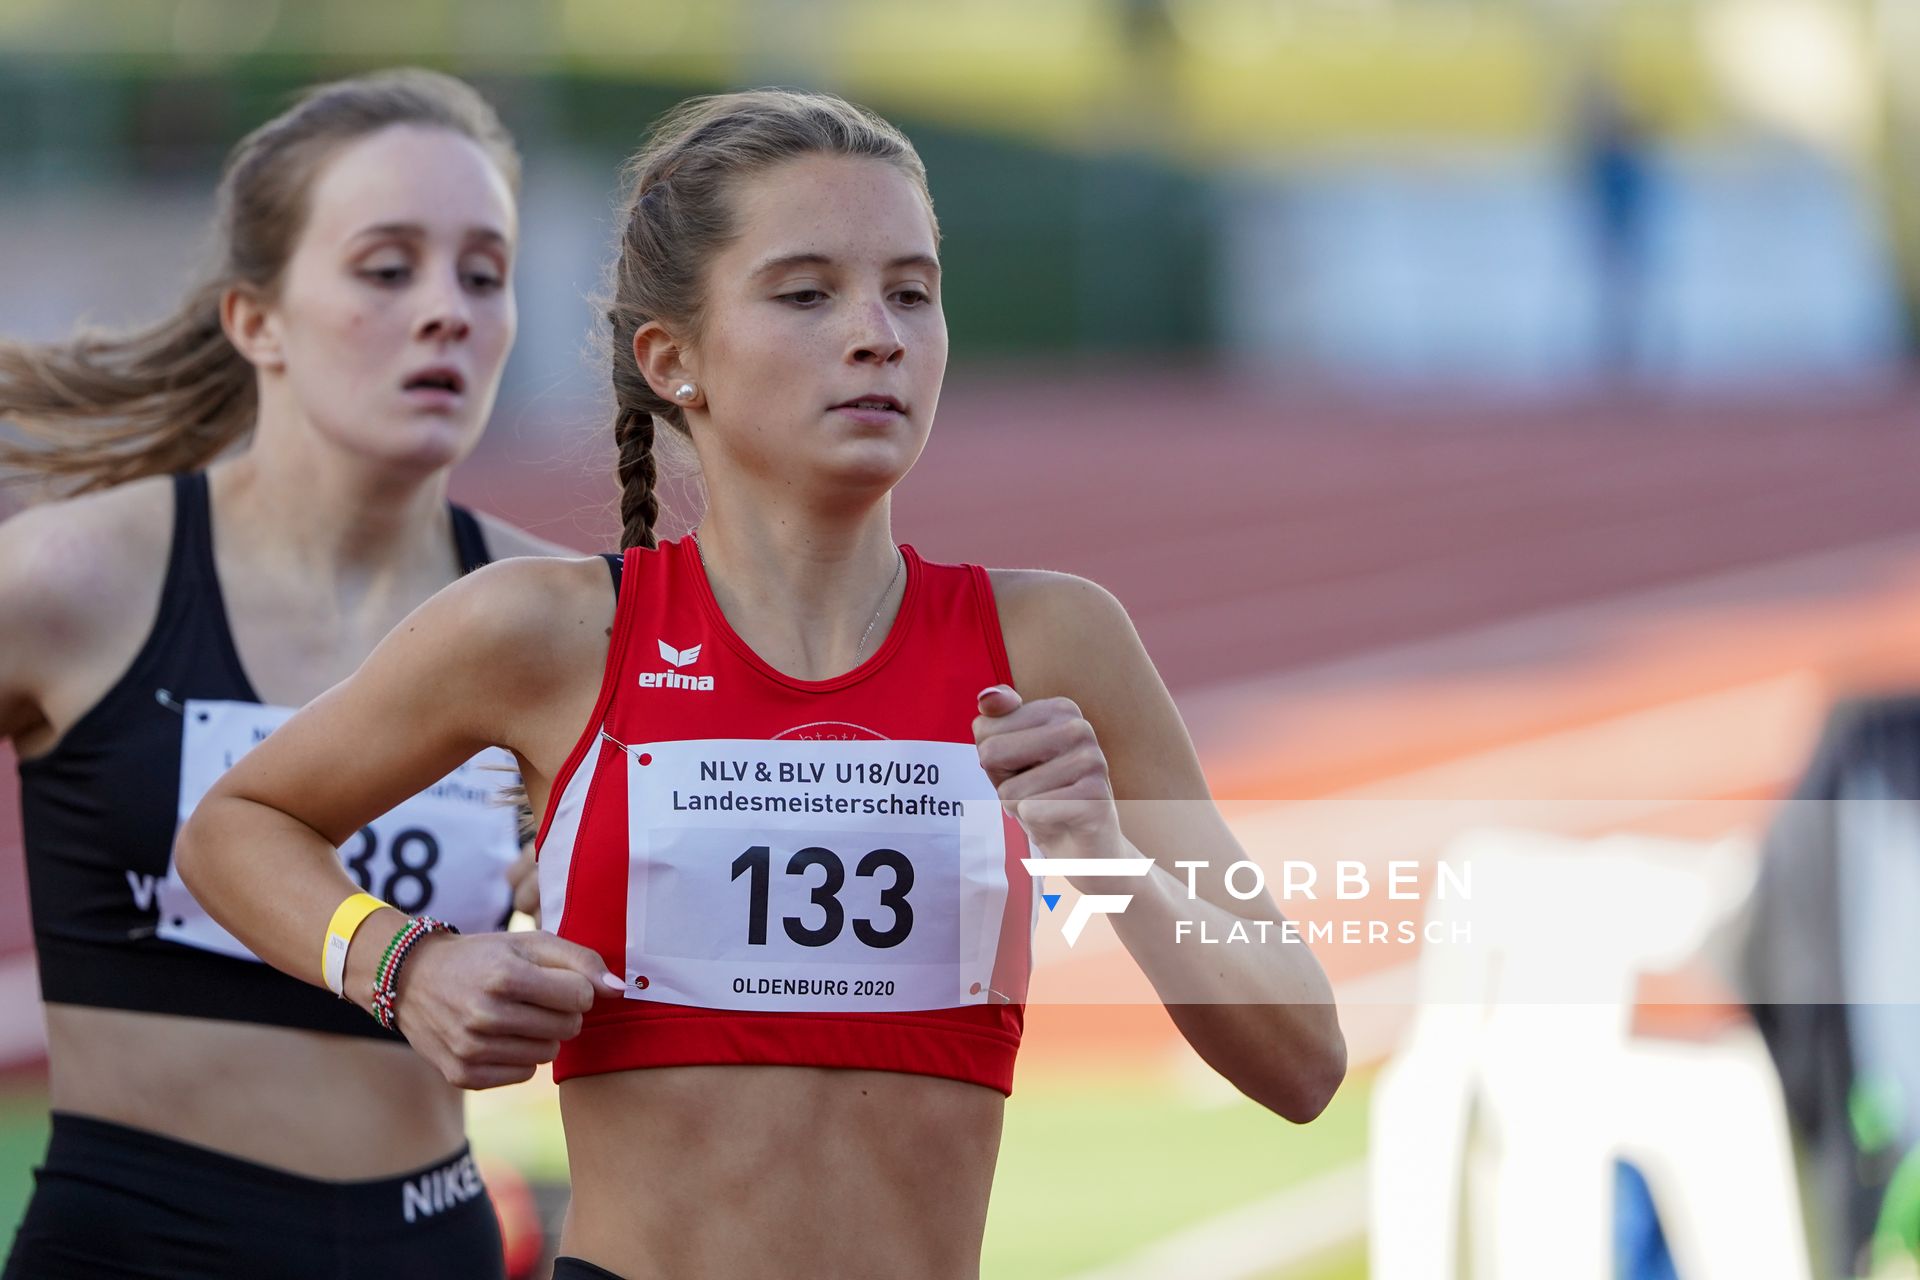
[0,69,610,1278]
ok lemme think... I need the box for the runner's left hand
[973,685,1123,862]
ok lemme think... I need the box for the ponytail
[0,281,255,494]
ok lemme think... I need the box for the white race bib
[161,699,520,961]
[616,737,1012,1012]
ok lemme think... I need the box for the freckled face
[268,124,517,473]
[689,154,945,496]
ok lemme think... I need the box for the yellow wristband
[322,892,390,997]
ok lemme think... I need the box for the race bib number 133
[621,738,1011,1013]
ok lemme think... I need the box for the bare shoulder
[470,510,582,560]
[387,552,617,768]
[0,477,174,743]
[419,552,615,669]
[985,567,1205,799]
[985,568,1140,697]
[0,475,174,605]
[987,567,1127,621]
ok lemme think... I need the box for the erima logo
[1022,857,1155,946]
[402,1155,484,1223]
[641,639,715,691]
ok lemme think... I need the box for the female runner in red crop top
[178,89,1346,1280]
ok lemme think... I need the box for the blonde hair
[0,67,519,495]
[604,89,933,549]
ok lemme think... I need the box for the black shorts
[552,1261,625,1280]
[3,1112,507,1280]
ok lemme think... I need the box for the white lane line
[1178,530,1920,717]
[1062,1160,1369,1280]
[1281,670,1819,808]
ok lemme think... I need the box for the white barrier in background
[1370,828,1808,1280]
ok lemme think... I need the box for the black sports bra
[17,472,519,1038]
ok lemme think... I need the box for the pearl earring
[674,383,696,402]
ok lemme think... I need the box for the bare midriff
[44,1004,465,1178]
[559,1064,1004,1280]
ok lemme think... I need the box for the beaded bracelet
[370,915,457,1031]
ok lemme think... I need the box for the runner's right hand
[390,930,625,1089]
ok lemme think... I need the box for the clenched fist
[391,929,624,1090]
[972,685,1123,865]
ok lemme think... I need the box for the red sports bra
[535,537,1034,1094]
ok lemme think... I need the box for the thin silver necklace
[695,535,904,664]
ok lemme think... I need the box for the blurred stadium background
[7,1,1920,1276]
